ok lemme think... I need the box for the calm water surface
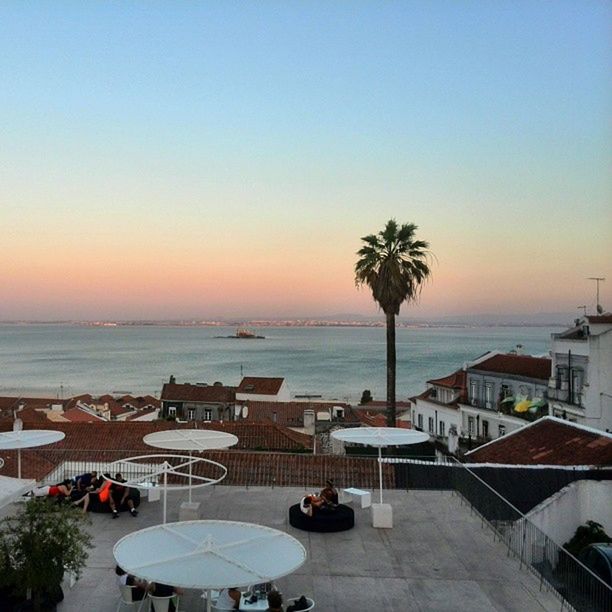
[0,325,556,401]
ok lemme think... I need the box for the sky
[1,1,610,320]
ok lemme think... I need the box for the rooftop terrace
[48,486,561,612]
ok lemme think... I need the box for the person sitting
[299,494,324,518]
[267,590,284,612]
[109,473,138,518]
[89,473,114,516]
[115,565,147,602]
[149,581,182,612]
[320,480,338,507]
[75,470,97,492]
[215,587,240,610]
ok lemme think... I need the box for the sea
[0,324,557,403]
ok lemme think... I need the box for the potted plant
[0,498,92,611]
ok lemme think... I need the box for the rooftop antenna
[588,277,605,314]
[577,305,587,317]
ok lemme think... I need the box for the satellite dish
[242,406,249,418]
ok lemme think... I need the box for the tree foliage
[360,389,373,404]
[355,219,431,315]
[0,499,92,610]
[355,219,432,426]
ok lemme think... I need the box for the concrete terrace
[55,486,561,612]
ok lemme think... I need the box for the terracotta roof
[427,370,466,389]
[62,407,106,423]
[161,383,235,403]
[0,396,66,418]
[355,413,411,428]
[237,377,285,395]
[470,354,551,381]
[359,400,412,409]
[198,451,393,489]
[126,407,159,421]
[465,417,612,466]
[119,395,160,409]
[412,389,461,410]
[243,401,355,427]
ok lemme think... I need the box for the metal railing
[449,458,612,612]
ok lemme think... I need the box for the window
[500,384,512,399]
[498,424,506,436]
[556,366,569,389]
[204,408,212,421]
[439,421,445,437]
[428,417,434,434]
[468,416,475,436]
[168,406,176,417]
[571,368,584,405]
[482,420,489,438]
[469,381,479,406]
[188,409,195,421]
[417,414,423,430]
[484,384,493,409]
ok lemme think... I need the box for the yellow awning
[514,399,531,413]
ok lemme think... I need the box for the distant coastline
[0,319,568,329]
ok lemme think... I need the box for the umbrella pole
[206,588,212,612]
[163,467,167,524]
[378,446,383,504]
[17,448,21,479]
[188,450,192,504]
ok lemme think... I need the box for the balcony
[1,447,609,611]
[547,387,583,407]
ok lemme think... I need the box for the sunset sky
[1,2,610,320]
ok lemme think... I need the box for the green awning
[529,398,547,409]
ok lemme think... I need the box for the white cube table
[179,501,201,521]
[342,487,372,508]
[371,503,393,528]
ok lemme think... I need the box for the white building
[411,370,465,441]
[548,314,612,433]
[411,351,552,449]
[459,352,551,443]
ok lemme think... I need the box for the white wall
[526,480,612,548]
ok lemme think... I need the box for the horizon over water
[0,324,556,402]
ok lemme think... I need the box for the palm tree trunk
[386,311,396,427]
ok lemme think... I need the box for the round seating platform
[85,489,141,514]
[289,503,354,533]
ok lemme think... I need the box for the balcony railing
[547,388,583,407]
[448,458,612,612]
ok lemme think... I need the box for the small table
[239,594,270,610]
[342,487,372,508]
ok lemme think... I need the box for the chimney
[303,409,315,434]
[515,344,524,355]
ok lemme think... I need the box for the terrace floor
[53,486,561,612]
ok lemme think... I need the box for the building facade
[548,314,612,432]
[160,382,235,421]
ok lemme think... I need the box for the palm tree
[355,219,432,427]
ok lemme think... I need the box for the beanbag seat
[289,503,354,533]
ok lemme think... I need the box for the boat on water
[215,327,266,339]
